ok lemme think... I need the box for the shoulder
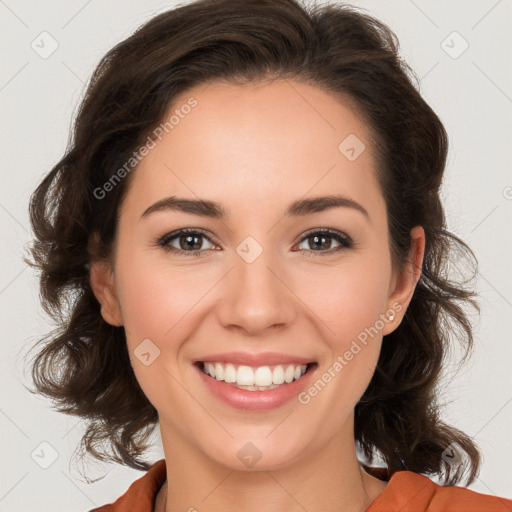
[367,470,512,512]
[87,459,167,512]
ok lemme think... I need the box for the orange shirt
[89,458,512,512]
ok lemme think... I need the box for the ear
[89,259,123,327]
[382,226,425,335]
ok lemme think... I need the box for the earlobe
[89,260,123,327]
[383,226,425,335]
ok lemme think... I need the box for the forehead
[120,79,384,221]
[167,79,371,158]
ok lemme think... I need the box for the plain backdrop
[1,0,511,510]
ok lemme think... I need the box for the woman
[25,0,512,510]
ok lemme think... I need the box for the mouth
[194,361,318,392]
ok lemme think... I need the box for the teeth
[254,366,272,386]
[201,362,308,388]
[224,363,236,383]
[284,365,295,383]
[214,362,224,381]
[273,365,285,384]
[237,365,255,385]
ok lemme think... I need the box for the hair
[24,0,481,485]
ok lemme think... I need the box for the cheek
[293,255,390,400]
[294,270,388,420]
[113,250,217,409]
[114,246,222,356]
[295,255,391,343]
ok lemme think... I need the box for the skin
[90,79,425,512]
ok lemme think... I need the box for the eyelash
[156,228,355,257]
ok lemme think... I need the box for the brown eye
[295,229,353,254]
[158,229,217,256]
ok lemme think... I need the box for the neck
[155,422,387,512]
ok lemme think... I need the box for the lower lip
[195,363,317,411]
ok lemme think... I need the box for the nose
[215,248,297,336]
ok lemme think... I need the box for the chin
[198,428,311,472]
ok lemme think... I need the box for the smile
[199,361,311,391]
[193,352,318,410]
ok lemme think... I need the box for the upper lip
[194,352,316,367]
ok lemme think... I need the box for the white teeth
[214,362,224,381]
[224,363,236,383]
[239,384,280,391]
[254,366,273,387]
[201,362,309,389]
[284,365,295,383]
[237,365,254,385]
[272,365,285,384]
[205,362,215,377]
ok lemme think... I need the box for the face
[92,79,423,471]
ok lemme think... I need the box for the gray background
[1,0,511,510]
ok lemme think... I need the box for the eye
[156,227,354,257]
[294,229,354,254]
[157,229,218,256]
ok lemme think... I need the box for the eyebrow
[140,195,370,221]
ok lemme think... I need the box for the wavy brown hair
[24,0,481,484]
